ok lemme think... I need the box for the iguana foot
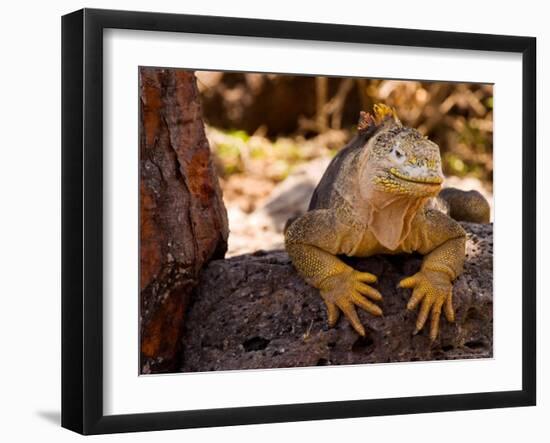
[319,270,383,336]
[399,270,455,341]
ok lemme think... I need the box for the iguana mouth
[389,168,443,185]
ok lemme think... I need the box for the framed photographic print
[61,8,536,435]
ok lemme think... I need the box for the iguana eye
[391,147,406,162]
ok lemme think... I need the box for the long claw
[338,301,365,336]
[399,275,419,288]
[416,297,433,332]
[429,299,444,341]
[325,301,340,327]
[354,271,377,284]
[352,293,383,316]
[355,282,383,301]
[407,288,425,310]
[444,294,455,322]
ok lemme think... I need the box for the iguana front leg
[399,210,466,341]
[285,209,383,336]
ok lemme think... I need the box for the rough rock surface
[139,68,228,373]
[181,223,492,371]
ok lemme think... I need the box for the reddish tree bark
[139,67,228,373]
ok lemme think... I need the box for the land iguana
[285,104,489,341]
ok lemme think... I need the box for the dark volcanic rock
[181,223,492,372]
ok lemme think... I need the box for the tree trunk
[139,67,228,374]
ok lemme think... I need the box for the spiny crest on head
[357,103,401,133]
[373,103,400,124]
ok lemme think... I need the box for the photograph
[139,67,494,375]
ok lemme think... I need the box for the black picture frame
[62,8,536,435]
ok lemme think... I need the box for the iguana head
[358,104,443,199]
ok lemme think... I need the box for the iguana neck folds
[365,193,429,250]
